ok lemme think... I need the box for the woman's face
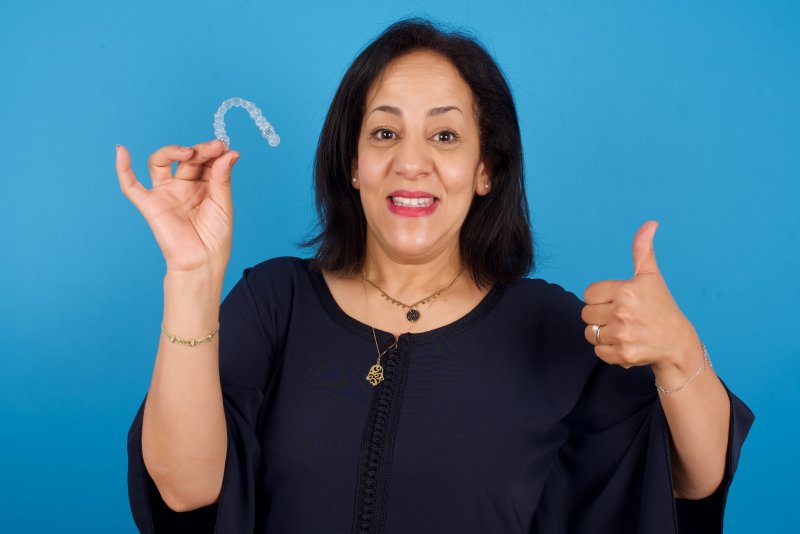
[353,50,489,264]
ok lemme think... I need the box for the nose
[391,132,433,180]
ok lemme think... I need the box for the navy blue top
[127,257,754,533]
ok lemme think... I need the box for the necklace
[365,325,396,386]
[362,275,396,386]
[362,269,462,322]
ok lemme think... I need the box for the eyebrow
[368,105,463,117]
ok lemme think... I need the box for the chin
[367,213,459,261]
[380,231,450,261]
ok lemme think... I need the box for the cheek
[355,152,391,183]
[440,162,481,197]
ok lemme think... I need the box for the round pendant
[406,309,421,322]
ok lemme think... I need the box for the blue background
[1,0,797,531]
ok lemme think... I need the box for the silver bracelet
[161,322,220,348]
[655,342,712,394]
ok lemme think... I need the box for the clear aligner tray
[214,97,280,149]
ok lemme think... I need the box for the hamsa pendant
[366,363,384,386]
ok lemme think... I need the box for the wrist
[164,267,225,295]
[162,270,224,339]
[652,345,695,376]
[652,336,709,393]
[651,323,702,373]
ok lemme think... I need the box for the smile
[390,196,435,208]
[386,190,439,217]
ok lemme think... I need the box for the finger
[174,139,228,181]
[205,151,240,215]
[584,322,622,347]
[633,220,660,276]
[197,148,238,183]
[206,150,239,185]
[147,145,195,187]
[116,145,148,211]
[585,324,601,346]
[583,280,625,304]
[581,302,613,325]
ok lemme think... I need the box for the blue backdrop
[1,0,797,531]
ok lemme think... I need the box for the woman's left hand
[581,221,702,377]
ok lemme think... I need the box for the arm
[116,140,240,511]
[652,336,731,499]
[141,270,228,511]
[581,221,735,500]
[128,263,276,533]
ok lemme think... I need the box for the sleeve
[531,285,755,534]
[127,263,287,533]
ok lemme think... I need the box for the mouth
[387,190,439,217]
[389,196,436,208]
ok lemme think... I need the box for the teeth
[392,196,434,207]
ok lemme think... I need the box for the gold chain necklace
[360,267,462,386]
[362,269,462,322]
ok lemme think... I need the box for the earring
[351,177,357,184]
[483,182,490,190]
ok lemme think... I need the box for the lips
[387,190,438,217]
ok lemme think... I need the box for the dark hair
[303,18,533,287]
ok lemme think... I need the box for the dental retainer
[214,97,280,149]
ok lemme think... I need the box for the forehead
[365,51,475,113]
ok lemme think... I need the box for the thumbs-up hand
[581,221,703,377]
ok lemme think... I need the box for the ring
[591,324,603,345]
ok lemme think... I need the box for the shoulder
[221,257,314,351]
[495,276,590,361]
[224,256,312,313]
[236,256,312,292]
[485,277,599,419]
[245,256,308,279]
[500,276,585,316]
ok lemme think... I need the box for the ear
[350,159,359,190]
[474,161,490,196]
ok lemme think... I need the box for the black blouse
[127,257,754,533]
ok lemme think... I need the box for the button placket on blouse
[352,336,411,534]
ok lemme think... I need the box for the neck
[362,239,463,301]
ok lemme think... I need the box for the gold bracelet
[655,342,712,394]
[161,322,220,348]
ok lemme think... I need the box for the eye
[369,127,397,141]
[434,129,460,143]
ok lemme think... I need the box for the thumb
[632,220,660,276]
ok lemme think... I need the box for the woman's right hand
[116,140,240,278]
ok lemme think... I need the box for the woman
[118,19,753,533]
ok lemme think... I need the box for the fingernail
[179,146,193,152]
[229,153,240,168]
[115,144,121,151]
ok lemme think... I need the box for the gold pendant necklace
[360,267,461,386]
[362,269,462,322]
[362,274,396,386]
[365,328,395,386]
